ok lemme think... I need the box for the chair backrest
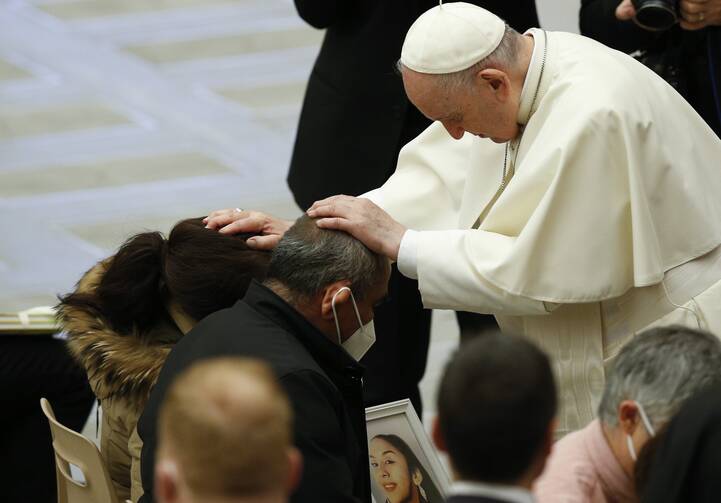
[40,398,120,503]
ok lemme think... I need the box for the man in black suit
[431,333,556,503]
[137,216,391,503]
[288,0,541,415]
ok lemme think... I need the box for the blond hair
[157,357,292,498]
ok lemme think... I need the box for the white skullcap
[400,2,506,74]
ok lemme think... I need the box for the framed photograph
[366,399,451,503]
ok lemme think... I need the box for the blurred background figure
[636,382,721,503]
[57,217,270,501]
[580,0,721,137]
[534,325,721,503]
[287,0,541,416]
[155,357,301,503]
[0,335,94,503]
[432,332,557,503]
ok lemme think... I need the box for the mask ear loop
[331,287,364,344]
[634,400,656,436]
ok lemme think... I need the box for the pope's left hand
[307,195,406,261]
[679,0,721,30]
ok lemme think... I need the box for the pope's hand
[679,0,721,30]
[203,208,293,250]
[615,0,637,20]
[307,195,406,261]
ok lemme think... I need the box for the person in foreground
[431,332,556,503]
[637,382,721,503]
[206,2,721,436]
[534,325,721,503]
[57,217,270,501]
[155,357,301,503]
[138,215,391,503]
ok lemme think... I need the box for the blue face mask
[331,287,376,361]
[626,400,656,462]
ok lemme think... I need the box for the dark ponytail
[94,231,168,334]
[59,231,169,336]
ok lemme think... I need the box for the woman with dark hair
[56,217,270,502]
[369,433,444,503]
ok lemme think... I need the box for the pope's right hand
[616,0,637,20]
[203,208,293,250]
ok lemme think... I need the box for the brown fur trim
[57,261,180,409]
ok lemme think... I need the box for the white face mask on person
[626,400,656,461]
[331,286,376,361]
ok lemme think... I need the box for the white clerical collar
[450,480,535,503]
[517,28,545,126]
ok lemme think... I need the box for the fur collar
[57,261,182,407]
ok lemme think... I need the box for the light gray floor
[1,0,579,425]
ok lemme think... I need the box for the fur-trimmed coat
[57,262,183,502]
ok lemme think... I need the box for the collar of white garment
[450,480,534,503]
[516,28,544,126]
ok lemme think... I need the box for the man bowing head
[209,2,721,437]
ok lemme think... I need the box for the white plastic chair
[40,397,120,503]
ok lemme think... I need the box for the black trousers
[0,336,95,503]
[360,266,431,416]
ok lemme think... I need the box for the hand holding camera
[616,0,721,31]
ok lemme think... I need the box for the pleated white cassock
[365,29,721,436]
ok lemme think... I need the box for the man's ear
[479,68,511,98]
[285,447,303,493]
[155,459,180,503]
[431,415,447,453]
[618,400,640,435]
[320,280,352,321]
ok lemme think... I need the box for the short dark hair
[265,215,388,302]
[437,332,556,483]
[59,217,270,335]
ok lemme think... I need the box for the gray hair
[598,325,721,429]
[265,216,387,303]
[397,25,522,91]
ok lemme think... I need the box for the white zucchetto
[400,2,506,74]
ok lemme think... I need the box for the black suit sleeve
[580,0,658,53]
[281,370,362,503]
[293,0,350,29]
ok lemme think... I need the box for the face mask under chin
[331,286,377,361]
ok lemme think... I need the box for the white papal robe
[365,29,721,435]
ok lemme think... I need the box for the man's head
[399,3,532,143]
[433,332,556,487]
[598,325,721,476]
[155,358,301,503]
[264,215,390,346]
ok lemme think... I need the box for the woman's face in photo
[369,437,420,503]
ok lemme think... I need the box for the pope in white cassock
[206,2,721,435]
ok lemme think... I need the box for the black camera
[632,0,678,31]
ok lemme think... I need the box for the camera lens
[632,0,677,31]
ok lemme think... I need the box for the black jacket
[137,281,369,503]
[580,0,721,137]
[287,0,540,209]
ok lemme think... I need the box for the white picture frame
[365,399,451,503]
